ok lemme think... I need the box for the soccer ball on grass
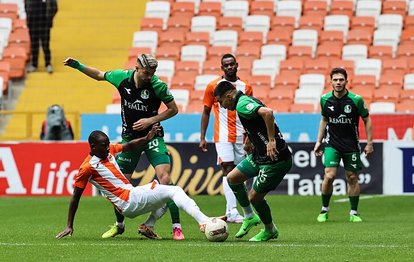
[204,218,229,242]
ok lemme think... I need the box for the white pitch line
[334,195,388,203]
[0,242,411,249]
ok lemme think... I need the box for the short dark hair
[330,67,348,80]
[214,81,235,97]
[88,130,107,145]
[221,53,236,65]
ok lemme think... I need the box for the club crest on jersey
[141,90,149,99]
[246,103,254,110]
[344,105,352,113]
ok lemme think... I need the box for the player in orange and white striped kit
[199,54,253,223]
[56,125,221,240]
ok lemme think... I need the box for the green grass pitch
[0,195,413,261]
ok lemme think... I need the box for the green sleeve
[356,96,369,118]
[151,75,174,104]
[236,96,261,119]
[104,70,130,88]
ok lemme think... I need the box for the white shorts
[215,142,245,165]
[122,181,178,218]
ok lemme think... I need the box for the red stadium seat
[382,1,407,16]
[198,2,221,19]
[304,1,328,17]
[267,29,292,47]
[140,17,164,33]
[250,1,275,18]
[185,31,210,48]
[218,16,243,33]
[374,87,400,103]
[382,58,408,75]
[368,45,393,61]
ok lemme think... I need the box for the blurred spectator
[40,104,74,140]
[25,0,58,74]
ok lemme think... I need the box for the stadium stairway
[0,0,148,140]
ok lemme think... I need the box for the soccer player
[213,81,293,242]
[199,54,253,223]
[56,125,224,240]
[63,54,185,240]
[314,67,374,223]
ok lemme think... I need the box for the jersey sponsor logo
[328,115,352,124]
[123,99,148,112]
[344,105,352,113]
[141,90,149,99]
[328,106,334,111]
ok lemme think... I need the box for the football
[204,218,229,242]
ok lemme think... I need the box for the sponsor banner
[383,141,414,194]
[81,113,414,142]
[130,142,383,196]
[0,142,92,196]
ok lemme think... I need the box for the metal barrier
[0,110,80,141]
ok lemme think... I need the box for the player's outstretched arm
[122,124,161,152]
[63,57,106,81]
[56,187,84,239]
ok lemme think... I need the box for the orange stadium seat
[401,29,414,45]
[236,43,261,60]
[271,16,295,33]
[218,16,243,32]
[408,58,414,73]
[207,46,232,61]
[304,1,328,17]
[368,46,393,61]
[319,30,344,46]
[159,31,186,49]
[288,46,313,60]
[290,103,316,113]
[8,30,31,58]
[128,47,152,60]
[382,1,407,16]
[2,46,26,79]
[374,87,400,103]
[0,61,10,93]
[279,59,304,76]
[269,88,295,101]
[405,16,414,30]
[395,100,414,113]
[237,57,253,79]
[274,72,300,90]
[397,45,414,59]
[250,1,275,18]
[170,75,194,91]
[198,2,222,19]
[167,15,191,33]
[299,16,324,33]
[175,60,200,77]
[267,99,292,113]
[347,29,373,46]
[252,86,270,103]
[351,16,376,35]
[171,1,195,17]
[379,73,404,90]
[317,43,343,60]
[330,59,355,75]
[185,101,203,113]
[189,89,205,102]
[0,3,18,20]
[304,59,330,75]
[248,75,272,89]
[399,89,414,102]
[382,58,408,75]
[13,19,28,32]
[112,91,121,104]
[266,29,292,47]
[156,45,181,61]
[350,86,374,103]
[329,1,354,19]
[140,17,164,33]
[239,31,264,46]
[185,31,210,48]
[202,58,222,75]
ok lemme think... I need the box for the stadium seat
[251,59,279,84]
[237,57,253,79]
[176,0,200,13]
[380,73,403,92]
[156,46,180,61]
[382,58,408,75]
[324,15,350,39]
[317,43,342,60]
[303,1,328,17]
[330,59,355,73]
[288,46,313,59]
[351,75,377,90]
[271,16,296,33]
[185,31,210,48]
[304,59,330,75]
[382,0,407,16]
[342,44,368,62]
[250,1,275,18]
[0,17,12,42]
[373,87,400,103]
[269,88,295,101]
[223,0,249,22]
[106,104,121,114]
[185,100,203,113]
[159,31,185,49]
[299,16,324,33]
[189,89,205,103]
[7,30,30,57]
[195,74,219,91]
[170,89,190,111]
[128,47,152,61]
[212,30,238,52]
[0,61,10,93]
[299,74,326,93]
[0,3,18,20]
[202,58,222,75]
[239,31,264,46]
[373,29,401,54]
[276,1,302,27]
[171,1,195,17]
[191,16,216,40]
[279,59,304,76]
[261,44,287,63]
[170,75,194,91]
[351,16,376,35]
[266,29,292,47]
[244,15,270,39]
[319,30,344,46]
[410,1,414,15]
[156,60,175,83]
[397,45,414,59]
[140,17,164,33]
[350,86,374,102]
[248,75,273,89]
[399,89,414,102]
[368,46,394,61]
[175,60,200,77]
[145,1,171,29]
[290,103,317,113]
[347,29,372,46]
[218,16,243,32]
[252,86,270,103]
[355,1,382,24]
[370,101,396,113]
[167,15,191,33]
[2,46,26,79]
[405,16,414,30]
[401,29,414,45]
[294,88,322,107]
[132,31,158,54]
[404,73,414,89]
[329,0,354,19]
[207,46,232,61]
[292,29,318,57]
[180,45,207,65]
[354,59,382,82]
[198,1,221,19]
[395,100,414,113]
[236,43,261,60]
[266,99,292,113]
[377,14,403,36]
[112,91,121,104]
[274,71,300,90]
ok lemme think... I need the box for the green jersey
[320,90,369,152]
[105,70,174,138]
[235,91,290,165]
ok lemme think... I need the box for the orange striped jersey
[74,144,133,212]
[203,77,253,143]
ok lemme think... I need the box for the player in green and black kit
[213,81,293,242]
[63,54,185,240]
[314,67,374,223]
